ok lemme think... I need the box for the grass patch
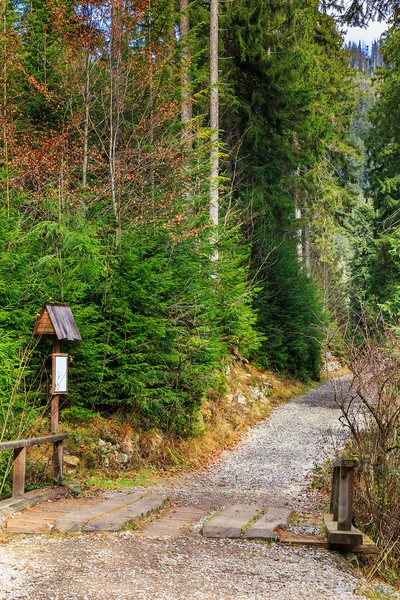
[82,467,158,491]
[241,508,267,534]
[358,583,399,599]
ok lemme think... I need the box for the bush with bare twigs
[333,321,400,584]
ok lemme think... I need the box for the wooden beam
[338,464,354,531]
[325,514,363,548]
[0,434,67,452]
[330,465,340,520]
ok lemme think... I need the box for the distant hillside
[346,39,384,71]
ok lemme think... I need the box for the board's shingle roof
[34,303,82,342]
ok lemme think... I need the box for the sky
[343,20,388,45]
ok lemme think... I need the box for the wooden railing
[0,434,67,499]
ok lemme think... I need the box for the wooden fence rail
[0,434,67,499]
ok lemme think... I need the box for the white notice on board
[54,355,68,393]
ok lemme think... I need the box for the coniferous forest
[1,2,400,558]
[0,0,357,435]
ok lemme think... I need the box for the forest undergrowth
[1,359,311,497]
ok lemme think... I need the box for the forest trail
[0,379,387,599]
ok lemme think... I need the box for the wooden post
[51,338,60,433]
[12,447,26,498]
[337,463,355,531]
[51,395,59,433]
[330,465,340,520]
[53,439,64,483]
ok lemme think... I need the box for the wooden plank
[0,495,96,531]
[279,532,330,549]
[352,539,378,555]
[23,487,66,506]
[0,498,25,518]
[334,458,357,468]
[279,525,376,554]
[0,433,67,451]
[82,495,167,532]
[33,307,56,336]
[139,506,207,538]
[12,447,26,498]
[244,508,293,540]
[0,486,66,518]
[55,492,145,532]
[324,514,363,547]
[203,504,264,538]
[36,323,56,335]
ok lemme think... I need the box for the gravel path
[148,377,350,512]
[0,378,395,599]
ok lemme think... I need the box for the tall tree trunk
[323,225,329,309]
[295,196,302,261]
[109,0,123,241]
[82,50,90,189]
[209,0,219,259]
[2,3,10,216]
[304,222,311,275]
[323,260,329,309]
[294,167,303,261]
[148,0,156,215]
[180,0,192,203]
[179,0,192,131]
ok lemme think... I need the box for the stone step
[203,504,264,538]
[244,507,293,540]
[55,492,144,532]
[82,495,166,532]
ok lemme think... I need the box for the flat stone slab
[139,506,207,538]
[244,507,293,540]
[203,504,264,538]
[55,492,144,532]
[83,495,166,532]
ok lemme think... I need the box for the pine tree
[366,13,400,316]
[209,0,357,378]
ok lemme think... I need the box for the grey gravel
[0,377,398,599]
[141,377,350,512]
[0,535,368,600]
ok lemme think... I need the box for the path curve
[150,377,350,512]
[0,378,380,600]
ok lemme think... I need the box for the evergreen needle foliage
[0,0,366,493]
